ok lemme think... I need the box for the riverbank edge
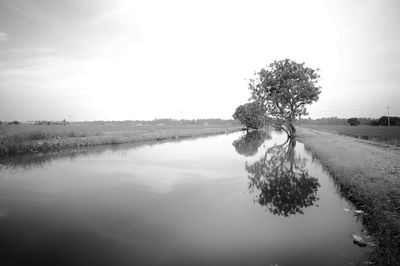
[0,126,242,156]
[297,127,400,265]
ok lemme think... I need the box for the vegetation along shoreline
[297,126,400,264]
[0,122,242,156]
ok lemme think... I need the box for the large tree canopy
[249,59,321,137]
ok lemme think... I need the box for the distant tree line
[73,119,239,126]
[0,120,68,126]
[297,117,348,125]
[297,116,400,126]
[0,120,21,125]
[0,119,239,126]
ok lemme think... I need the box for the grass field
[301,125,400,146]
[0,122,241,156]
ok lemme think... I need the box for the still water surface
[0,131,368,265]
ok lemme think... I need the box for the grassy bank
[301,125,400,146]
[297,127,400,265]
[0,123,241,156]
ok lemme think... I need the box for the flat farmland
[301,125,400,146]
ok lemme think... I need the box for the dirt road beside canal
[297,127,400,264]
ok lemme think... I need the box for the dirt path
[298,127,400,185]
[297,127,400,264]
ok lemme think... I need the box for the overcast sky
[0,0,399,121]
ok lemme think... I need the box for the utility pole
[387,106,390,126]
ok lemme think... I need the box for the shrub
[347,118,360,126]
[233,102,264,130]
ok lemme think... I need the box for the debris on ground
[352,234,367,247]
[354,210,364,215]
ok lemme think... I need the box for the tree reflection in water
[232,130,271,157]
[245,138,320,216]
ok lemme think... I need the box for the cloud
[0,0,138,60]
[0,32,8,41]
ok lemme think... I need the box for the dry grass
[0,123,241,155]
[302,125,400,146]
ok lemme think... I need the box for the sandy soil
[297,127,400,263]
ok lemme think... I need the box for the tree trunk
[288,122,296,138]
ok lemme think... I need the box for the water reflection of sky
[0,131,368,265]
[0,133,246,194]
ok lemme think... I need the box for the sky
[0,0,399,121]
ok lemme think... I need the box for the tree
[8,120,20,125]
[347,118,360,126]
[233,101,264,130]
[378,116,400,126]
[249,59,321,138]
